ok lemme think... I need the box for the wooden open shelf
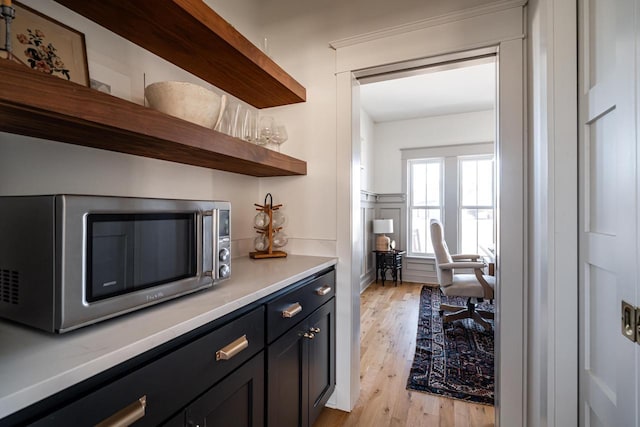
[0,60,307,177]
[54,0,306,109]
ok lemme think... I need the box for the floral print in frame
[1,1,89,86]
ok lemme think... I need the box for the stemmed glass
[270,122,288,151]
[257,116,274,145]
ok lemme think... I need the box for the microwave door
[87,213,198,303]
[133,216,195,287]
[89,220,133,301]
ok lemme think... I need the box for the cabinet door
[307,299,335,427]
[267,324,308,427]
[267,298,336,427]
[186,352,264,427]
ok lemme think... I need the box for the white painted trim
[329,0,527,49]
[375,193,405,203]
[401,142,494,159]
[335,71,362,410]
[334,5,528,425]
[494,37,527,426]
[527,0,578,425]
[548,0,578,420]
[360,190,377,202]
[333,6,525,74]
[354,48,497,83]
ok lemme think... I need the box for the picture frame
[1,1,89,86]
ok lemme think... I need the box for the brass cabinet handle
[282,302,302,318]
[303,332,315,339]
[315,285,332,296]
[95,395,147,427]
[310,327,320,333]
[216,335,249,361]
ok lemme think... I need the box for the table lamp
[373,219,393,251]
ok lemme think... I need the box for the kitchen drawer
[31,306,265,426]
[266,270,335,343]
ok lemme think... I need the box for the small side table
[373,250,405,286]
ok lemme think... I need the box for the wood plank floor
[314,281,495,427]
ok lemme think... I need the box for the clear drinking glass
[257,116,275,145]
[241,109,258,143]
[230,103,242,138]
[254,211,269,229]
[272,210,286,228]
[272,230,288,248]
[215,105,233,135]
[254,234,268,251]
[270,122,288,151]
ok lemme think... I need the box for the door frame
[528,0,579,425]
[331,2,527,425]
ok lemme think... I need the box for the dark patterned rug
[406,285,494,405]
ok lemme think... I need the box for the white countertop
[0,255,337,419]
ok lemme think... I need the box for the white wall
[360,109,375,192]
[373,110,494,193]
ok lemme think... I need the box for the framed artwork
[1,1,89,86]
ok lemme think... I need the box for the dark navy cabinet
[266,270,336,427]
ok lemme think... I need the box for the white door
[579,0,639,425]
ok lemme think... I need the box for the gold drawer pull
[315,285,332,296]
[216,335,249,361]
[282,302,303,318]
[95,395,147,427]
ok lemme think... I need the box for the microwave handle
[203,210,216,279]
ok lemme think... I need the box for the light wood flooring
[314,281,495,427]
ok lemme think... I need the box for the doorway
[331,6,526,425]
[356,55,497,286]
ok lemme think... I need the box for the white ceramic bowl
[145,81,226,129]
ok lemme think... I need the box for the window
[408,159,442,256]
[459,156,494,255]
[404,144,494,258]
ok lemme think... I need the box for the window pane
[476,159,494,206]
[426,162,441,206]
[461,158,494,207]
[411,162,427,206]
[460,208,494,254]
[410,208,441,255]
[460,160,476,206]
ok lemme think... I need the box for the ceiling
[359,61,496,123]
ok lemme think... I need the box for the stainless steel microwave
[0,195,230,333]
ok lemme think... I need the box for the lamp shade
[373,219,393,234]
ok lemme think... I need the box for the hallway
[315,282,494,426]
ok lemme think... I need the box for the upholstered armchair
[429,219,495,330]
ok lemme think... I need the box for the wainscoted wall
[360,191,437,291]
[360,192,377,291]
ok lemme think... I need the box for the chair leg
[477,309,494,320]
[443,308,473,323]
[440,303,464,312]
[472,310,492,331]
